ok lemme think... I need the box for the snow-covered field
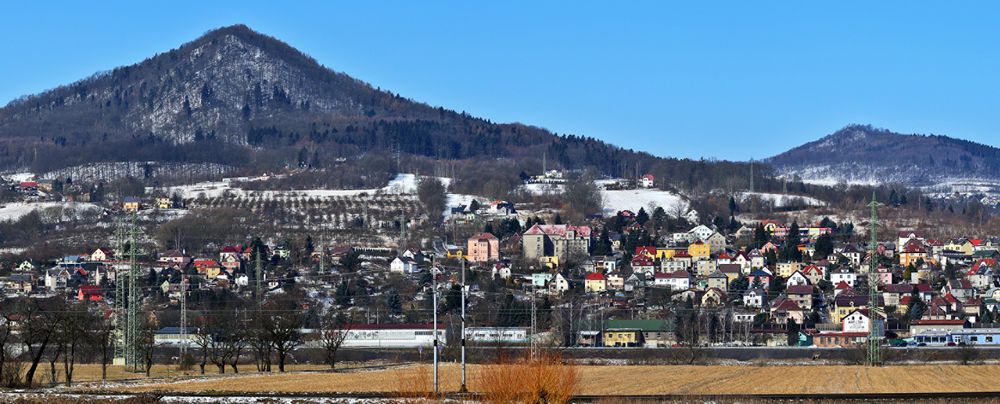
[601,189,689,217]
[738,192,827,207]
[0,202,102,222]
[156,173,456,200]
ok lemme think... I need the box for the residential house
[193,259,223,279]
[777,262,802,278]
[607,272,624,290]
[655,270,692,290]
[630,254,656,275]
[489,263,511,280]
[841,245,863,266]
[770,298,806,324]
[603,319,672,347]
[390,257,419,274]
[718,264,742,284]
[747,269,773,289]
[786,284,815,310]
[830,268,857,288]
[688,241,710,261]
[90,247,115,262]
[77,284,103,301]
[900,240,929,267]
[695,259,718,277]
[704,232,727,254]
[898,231,927,251]
[744,287,767,308]
[787,270,810,286]
[638,173,656,188]
[967,259,998,290]
[467,233,500,262]
[585,272,607,293]
[548,273,570,294]
[702,287,728,307]
[522,224,591,261]
[882,283,914,307]
[707,270,729,291]
[122,196,141,211]
[530,272,553,288]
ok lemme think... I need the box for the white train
[339,323,446,349]
[465,327,530,344]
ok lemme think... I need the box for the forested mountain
[768,124,1000,187]
[0,24,763,194]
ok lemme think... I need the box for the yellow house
[156,197,172,209]
[688,241,710,261]
[585,272,607,293]
[899,241,928,267]
[776,262,802,278]
[943,239,975,256]
[653,248,676,259]
[603,329,641,347]
[541,256,559,269]
[122,197,140,212]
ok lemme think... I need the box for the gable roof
[786,284,815,295]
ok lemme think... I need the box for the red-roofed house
[522,224,591,260]
[585,272,607,293]
[77,284,103,301]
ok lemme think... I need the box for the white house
[390,257,419,274]
[744,288,766,308]
[655,270,692,290]
[787,270,810,287]
[689,225,715,243]
[548,273,570,294]
[492,263,512,280]
[830,268,857,288]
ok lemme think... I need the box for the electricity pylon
[867,193,882,367]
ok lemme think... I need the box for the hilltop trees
[417,177,447,226]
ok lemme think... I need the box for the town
[0,165,997,391]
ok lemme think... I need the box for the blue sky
[1,1,998,160]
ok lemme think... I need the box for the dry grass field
[100,363,1000,396]
[27,363,332,386]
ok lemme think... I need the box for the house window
[971,336,978,342]
[988,336,994,343]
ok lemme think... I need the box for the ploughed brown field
[78,363,1000,396]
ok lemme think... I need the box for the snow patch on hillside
[0,202,102,222]
[601,189,690,218]
[739,192,827,207]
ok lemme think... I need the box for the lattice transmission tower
[867,193,883,367]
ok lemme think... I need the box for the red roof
[585,272,606,281]
[524,224,592,238]
[221,246,241,253]
[835,281,851,289]
[635,246,657,256]
[786,285,815,295]
[469,233,498,241]
[911,319,965,326]
[78,284,103,296]
[19,181,37,187]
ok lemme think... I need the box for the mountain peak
[768,125,1000,187]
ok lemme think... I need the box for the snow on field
[738,192,826,207]
[0,202,102,222]
[601,189,689,217]
[4,172,35,182]
[158,173,455,200]
[383,173,452,194]
[521,183,564,195]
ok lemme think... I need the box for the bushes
[477,353,578,404]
